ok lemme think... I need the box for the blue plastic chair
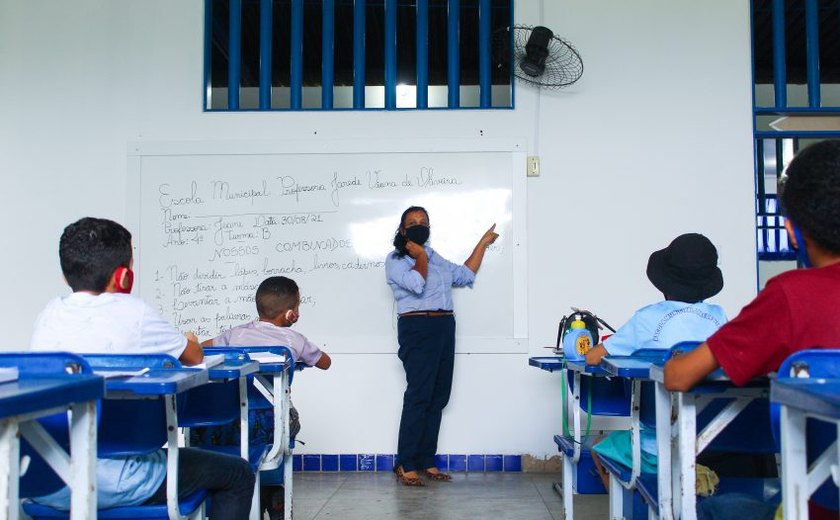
[22,354,207,520]
[772,348,840,513]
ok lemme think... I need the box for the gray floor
[287,472,608,520]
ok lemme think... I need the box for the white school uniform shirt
[212,320,324,367]
[30,292,187,509]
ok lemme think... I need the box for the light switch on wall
[527,156,540,177]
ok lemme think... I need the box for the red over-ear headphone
[113,266,134,294]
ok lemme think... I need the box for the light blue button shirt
[603,300,728,357]
[385,246,476,314]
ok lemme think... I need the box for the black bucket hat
[646,233,724,303]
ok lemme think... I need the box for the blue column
[204,0,213,110]
[322,0,335,109]
[228,0,242,110]
[416,0,429,108]
[771,0,786,109]
[804,0,820,108]
[478,0,491,108]
[447,0,460,108]
[290,0,304,110]
[385,0,397,109]
[353,0,366,108]
[259,0,273,109]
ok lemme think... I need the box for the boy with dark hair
[30,217,255,517]
[664,139,840,391]
[201,275,330,519]
[204,275,331,370]
[585,232,728,489]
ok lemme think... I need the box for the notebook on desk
[248,352,289,364]
[93,367,150,379]
[193,354,225,369]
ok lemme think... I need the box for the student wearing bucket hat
[585,233,728,368]
[585,233,728,490]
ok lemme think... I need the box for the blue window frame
[204,0,515,111]
[751,0,840,263]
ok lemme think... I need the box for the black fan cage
[493,25,584,89]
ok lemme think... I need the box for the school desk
[204,346,295,520]
[599,353,668,518]
[772,378,840,519]
[0,362,103,520]
[530,356,631,520]
[649,364,770,520]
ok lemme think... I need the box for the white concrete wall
[0,0,756,456]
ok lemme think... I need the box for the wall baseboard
[290,454,523,472]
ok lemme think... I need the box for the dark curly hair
[391,206,429,258]
[255,276,299,320]
[780,139,840,254]
[59,217,133,292]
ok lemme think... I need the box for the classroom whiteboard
[128,139,527,353]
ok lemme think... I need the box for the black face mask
[404,225,430,245]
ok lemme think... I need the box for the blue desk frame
[649,364,770,520]
[0,354,104,520]
[205,346,295,520]
[598,354,666,519]
[530,356,622,520]
[772,378,840,519]
[89,355,209,520]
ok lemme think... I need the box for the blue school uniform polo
[603,300,727,357]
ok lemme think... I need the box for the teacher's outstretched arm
[465,224,499,273]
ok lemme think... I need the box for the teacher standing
[385,206,499,486]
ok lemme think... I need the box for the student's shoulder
[768,262,840,289]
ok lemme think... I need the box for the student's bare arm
[200,338,214,347]
[663,342,720,392]
[585,344,608,366]
[179,338,205,366]
[315,352,332,370]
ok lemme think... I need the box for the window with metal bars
[204,0,514,110]
[752,0,840,263]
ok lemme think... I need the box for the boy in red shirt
[664,139,840,390]
[664,140,840,519]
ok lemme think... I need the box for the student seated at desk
[664,140,840,520]
[29,217,255,518]
[203,275,331,370]
[584,233,727,489]
[199,275,330,519]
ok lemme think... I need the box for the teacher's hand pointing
[481,223,499,247]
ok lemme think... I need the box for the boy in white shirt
[30,217,255,518]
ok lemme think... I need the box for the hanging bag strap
[560,368,593,444]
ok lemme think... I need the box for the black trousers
[145,448,255,520]
[396,315,456,472]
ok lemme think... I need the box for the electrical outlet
[527,156,540,177]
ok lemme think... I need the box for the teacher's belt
[399,310,455,318]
